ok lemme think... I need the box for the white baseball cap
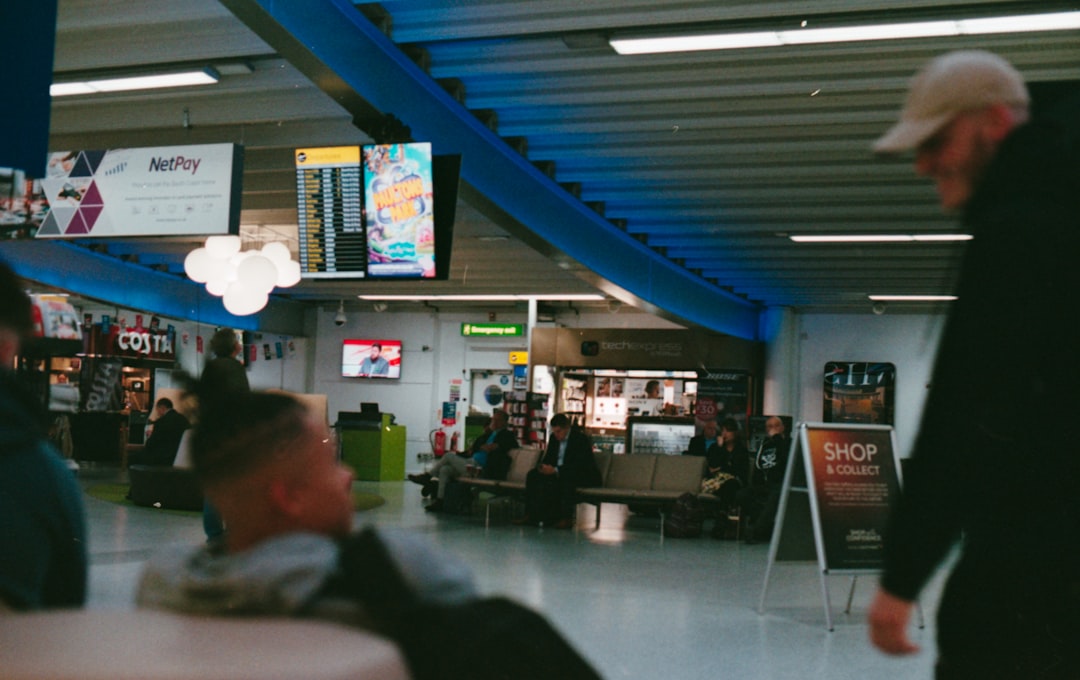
[873,50,1029,153]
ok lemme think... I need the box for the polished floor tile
[80,467,941,679]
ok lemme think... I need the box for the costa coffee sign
[113,328,175,360]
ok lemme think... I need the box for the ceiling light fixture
[790,234,972,243]
[356,294,605,302]
[868,295,957,302]
[51,67,220,97]
[183,236,301,316]
[609,11,1080,55]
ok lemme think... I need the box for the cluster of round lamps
[183,236,301,315]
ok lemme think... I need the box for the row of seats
[459,448,716,534]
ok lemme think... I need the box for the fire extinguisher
[431,429,446,457]
[450,430,460,453]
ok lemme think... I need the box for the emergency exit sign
[460,323,524,337]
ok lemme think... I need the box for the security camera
[872,302,887,315]
[334,301,347,327]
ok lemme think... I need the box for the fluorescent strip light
[51,68,219,97]
[780,21,956,45]
[959,12,1080,35]
[357,294,605,302]
[790,234,972,243]
[610,11,1080,55]
[868,295,957,302]
[611,32,782,54]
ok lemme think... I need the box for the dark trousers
[524,469,575,523]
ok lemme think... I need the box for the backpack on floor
[663,492,704,538]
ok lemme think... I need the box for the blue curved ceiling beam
[0,240,307,335]
[223,0,761,341]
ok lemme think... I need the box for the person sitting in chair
[409,410,517,513]
[130,398,190,467]
[515,414,601,529]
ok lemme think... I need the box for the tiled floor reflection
[81,467,941,679]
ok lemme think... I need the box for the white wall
[76,297,949,462]
[311,308,530,460]
[792,312,947,458]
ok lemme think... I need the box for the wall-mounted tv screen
[342,339,402,379]
[295,143,459,281]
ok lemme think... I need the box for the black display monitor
[294,143,460,281]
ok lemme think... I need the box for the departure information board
[295,146,366,279]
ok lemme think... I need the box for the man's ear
[267,478,302,517]
[984,103,1020,142]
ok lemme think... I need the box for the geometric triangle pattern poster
[33,143,240,239]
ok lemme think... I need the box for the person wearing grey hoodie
[137,391,475,624]
[137,390,601,680]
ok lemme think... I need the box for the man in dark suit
[517,413,600,529]
[130,397,190,467]
[684,418,718,457]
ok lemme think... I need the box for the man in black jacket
[517,413,600,529]
[868,50,1080,678]
[130,397,190,467]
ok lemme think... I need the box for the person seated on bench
[684,418,720,457]
[130,398,190,467]
[515,414,601,529]
[409,410,517,513]
[137,391,600,680]
[137,392,476,639]
[0,260,87,610]
[702,418,750,539]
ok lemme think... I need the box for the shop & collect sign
[804,425,900,570]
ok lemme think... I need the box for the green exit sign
[461,323,524,337]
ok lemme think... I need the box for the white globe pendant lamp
[183,236,301,316]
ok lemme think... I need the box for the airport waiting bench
[458,447,543,524]
[576,452,716,536]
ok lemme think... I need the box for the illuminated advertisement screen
[362,142,435,278]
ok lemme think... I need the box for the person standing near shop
[0,260,87,610]
[735,416,789,544]
[868,50,1080,677]
[197,328,250,542]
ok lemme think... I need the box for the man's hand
[539,464,557,476]
[868,588,920,655]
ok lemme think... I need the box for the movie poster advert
[823,361,895,425]
[803,425,901,571]
[33,144,241,238]
[694,368,750,431]
[362,142,435,278]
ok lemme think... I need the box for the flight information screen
[295,146,366,279]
